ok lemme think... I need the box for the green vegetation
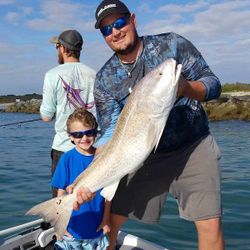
[222,83,250,92]
[0,93,42,104]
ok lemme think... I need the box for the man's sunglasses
[69,129,97,138]
[100,16,130,37]
[55,43,61,49]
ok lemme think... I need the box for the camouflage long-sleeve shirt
[94,32,221,152]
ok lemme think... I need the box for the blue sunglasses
[100,16,130,37]
[69,129,97,138]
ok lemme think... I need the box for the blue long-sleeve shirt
[94,32,221,152]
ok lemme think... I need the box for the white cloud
[81,40,113,71]
[0,0,16,5]
[137,3,151,13]
[0,0,249,94]
[26,0,95,32]
[4,6,33,24]
[4,11,20,22]
[137,0,250,83]
[157,1,209,14]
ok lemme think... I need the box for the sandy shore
[222,91,250,96]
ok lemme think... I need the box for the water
[0,113,250,249]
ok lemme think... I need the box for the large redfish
[26,59,182,238]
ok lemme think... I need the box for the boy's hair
[66,108,97,133]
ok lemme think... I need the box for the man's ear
[61,46,66,53]
[130,13,136,27]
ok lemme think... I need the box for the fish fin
[26,194,74,240]
[154,128,165,153]
[144,120,165,152]
[100,180,120,201]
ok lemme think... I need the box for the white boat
[0,219,168,250]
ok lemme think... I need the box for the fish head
[138,59,182,115]
[149,59,181,100]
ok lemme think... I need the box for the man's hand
[177,75,206,101]
[177,75,187,98]
[67,185,96,210]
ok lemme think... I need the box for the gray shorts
[111,134,222,222]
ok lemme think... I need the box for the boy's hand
[66,185,96,210]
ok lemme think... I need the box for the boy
[51,108,110,249]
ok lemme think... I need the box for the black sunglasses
[100,16,130,37]
[55,43,61,49]
[69,129,97,138]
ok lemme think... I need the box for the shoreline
[221,91,250,97]
[1,92,250,121]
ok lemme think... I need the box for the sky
[0,0,249,95]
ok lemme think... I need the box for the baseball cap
[50,29,83,51]
[95,0,130,29]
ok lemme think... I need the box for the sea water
[0,112,249,249]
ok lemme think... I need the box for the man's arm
[174,33,221,101]
[97,200,111,234]
[40,114,54,122]
[177,76,206,101]
[40,73,57,122]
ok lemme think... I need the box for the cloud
[81,40,113,71]
[137,3,151,14]
[140,1,250,39]
[4,6,33,25]
[26,0,95,32]
[4,11,20,22]
[0,0,16,5]
[137,0,250,83]
[157,1,209,14]
[0,0,249,94]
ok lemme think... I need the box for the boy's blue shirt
[51,148,104,239]
[94,32,221,151]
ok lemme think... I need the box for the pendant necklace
[118,41,143,78]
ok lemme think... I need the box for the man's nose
[112,27,121,36]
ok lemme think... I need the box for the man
[40,29,96,197]
[73,1,224,249]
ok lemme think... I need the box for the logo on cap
[97,4,117,17]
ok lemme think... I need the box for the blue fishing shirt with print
[94,32,221,152]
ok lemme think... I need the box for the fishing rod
[0,118,41,127]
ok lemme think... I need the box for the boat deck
[0,220,168,250]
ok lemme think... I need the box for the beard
[115,34,140,55]
[58,51,64,64]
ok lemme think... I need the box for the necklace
[118,41,143,78]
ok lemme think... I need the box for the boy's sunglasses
[100,16,130,37]
[69,129,97,138]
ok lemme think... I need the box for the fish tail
[26,194,74,239]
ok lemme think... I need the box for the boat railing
[0,219,44,237]
[0,219,56,250]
